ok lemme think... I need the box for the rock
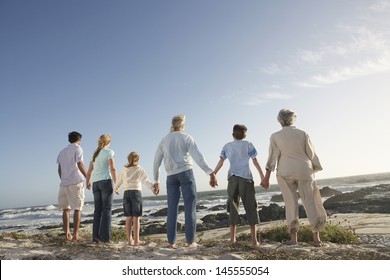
[148,204,206,217]
[199,212,250,230]
[112,208,123,215]
[323,184,390,214]
[141,221,183,235]
[149,207,170,217]
[270,187,341,202]
[320,186,342,197]
[209,204,226,211]
[259,203,285,222]
[259,204,309,222]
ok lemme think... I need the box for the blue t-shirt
[220,140,257,180]
[91,148,115,182]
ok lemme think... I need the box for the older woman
[153,115,218,248]
[261,109,327,247]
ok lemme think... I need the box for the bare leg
[133,216,145,245]
[72,209,81,241]
[289,227,298,245]
[126,217,133,245]
[230,224,237,244]
[313,231,323,247]
[250,224,259,247]
[62,209,72,240]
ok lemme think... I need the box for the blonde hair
[125,152,139,167]
[171,114,185,132]
[92,134,111,162]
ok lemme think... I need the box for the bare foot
[252,242,260,248]
[168,243,177,249]
[72,236,83,242]
[128,239,134,246]
[286,240,298,245]
[133,240,146,246]
[186,242,199,248]
[66,233,73,241]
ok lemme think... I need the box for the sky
[0,0,389,210]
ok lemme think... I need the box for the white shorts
[58,183,85,211]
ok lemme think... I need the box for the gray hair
[277,109,297,126]
[171,114,186,132]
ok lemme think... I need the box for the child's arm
[114,169,124,195]
[252,157,266,187]
[213,157,225,174]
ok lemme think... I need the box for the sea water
[1,173,389,234]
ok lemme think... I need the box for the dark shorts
[227,175,259,225]
[123,190,142,217]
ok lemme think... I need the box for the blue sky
[1,0,389,209]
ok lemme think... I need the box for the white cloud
[260,63,285,75]
[296,24,390,87]
[370,0,390,12]
[298,45,347,64]
[300,51,390,86]
[241,92,293,106]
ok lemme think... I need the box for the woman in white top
[115,152,158,246]
[261,109,327,247]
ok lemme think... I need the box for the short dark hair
[232,124,247,140]
[68,131,82,143]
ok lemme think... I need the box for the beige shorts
[58,183,85,211]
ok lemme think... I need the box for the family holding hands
[57,109,327,249]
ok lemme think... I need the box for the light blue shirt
[91,148,115,183]
[220,140,257,180]
[153,131,213,182]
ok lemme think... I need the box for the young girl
[115,152,158,246]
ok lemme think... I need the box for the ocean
[1,172,389,234]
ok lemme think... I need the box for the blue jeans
[166,169,197,244]
[92,179,113,242]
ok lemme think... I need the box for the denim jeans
[92,179,113,242]
[166,169,197,244]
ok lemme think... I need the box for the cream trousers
[277,175,327,232]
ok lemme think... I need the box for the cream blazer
[265,126,322,180]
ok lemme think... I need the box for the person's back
[271,126,319,180]
[57,143,84,187]
[120,165,153,191]
[160,131,193,174]
[91,148,114,182]
[222,140,256,180]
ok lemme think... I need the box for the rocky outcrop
[270,186,342,202]
[323,184,390,214]
[134,185,390,235]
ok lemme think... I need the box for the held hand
[153,183,160,195]
[260,178,270,189]
[87,182,92,190]
[115,190,120,195]
[209,173,218,188]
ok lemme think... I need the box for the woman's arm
[86,163,93,190]
[108,158,117,184]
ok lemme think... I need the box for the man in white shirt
[57,131,87,241]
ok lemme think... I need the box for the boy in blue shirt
[214,124,266,247]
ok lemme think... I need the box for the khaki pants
[277,175,327,232]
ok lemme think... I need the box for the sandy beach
[1,213,389,260]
